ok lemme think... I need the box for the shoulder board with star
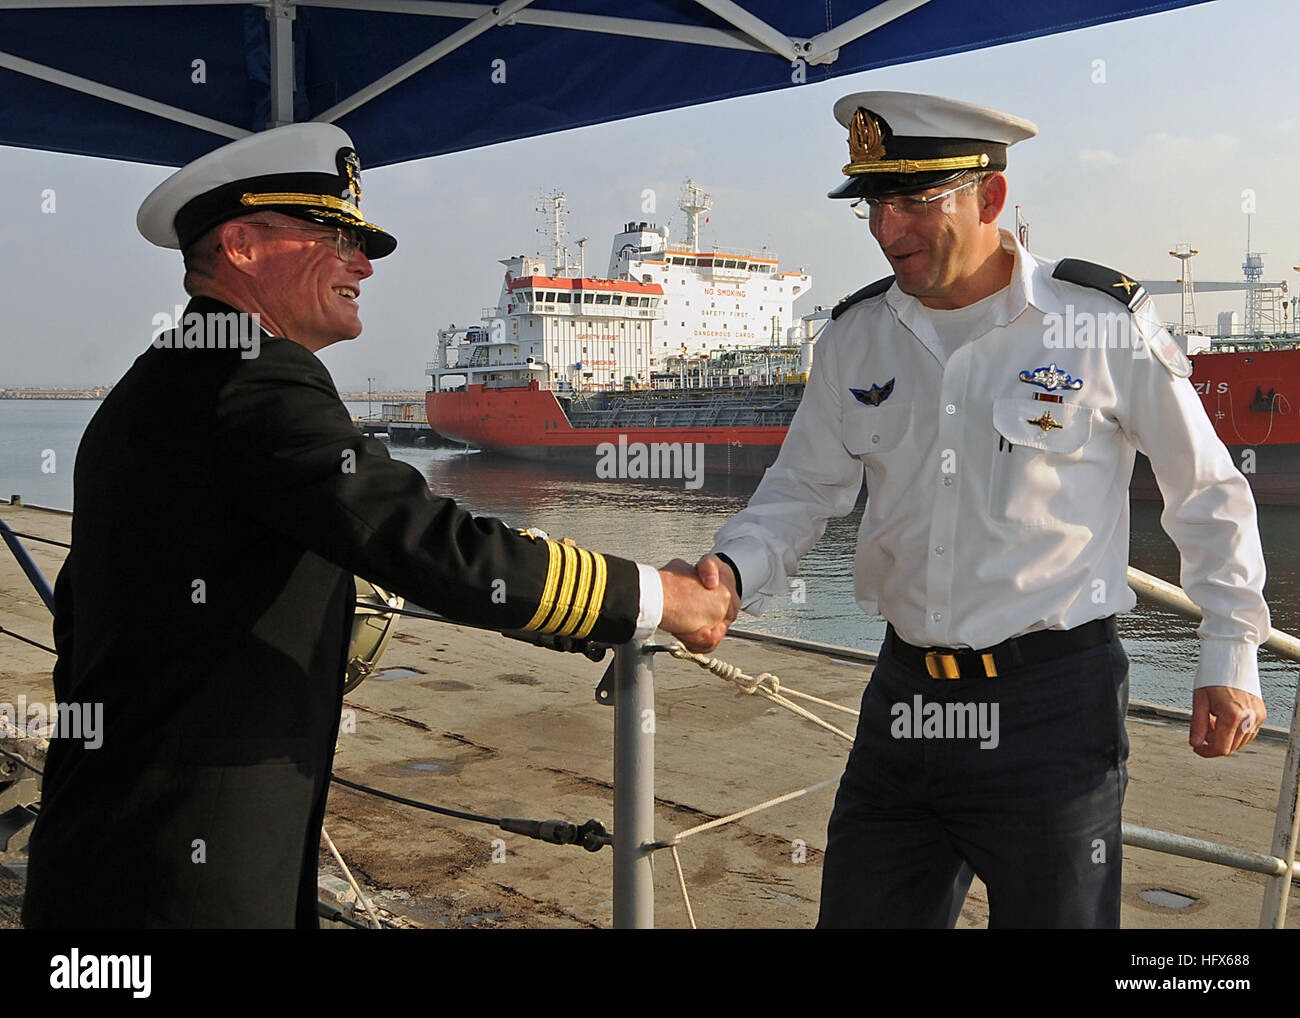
[832,275,894,320]
[1051,258,1147,311]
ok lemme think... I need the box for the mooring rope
[321,824,383,929]
[661,640,857,742]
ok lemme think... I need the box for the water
[2,399,1296,721]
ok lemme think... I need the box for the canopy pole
[312,0,538,125]
[613,640,655,929]
[266,0,296,128]
[689,0,797,60]
[803,0,933,63]
[0,48,248,140]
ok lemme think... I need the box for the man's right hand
[695,554,741,618]
[658,558,737,653]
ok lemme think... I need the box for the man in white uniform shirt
[697,92,1270,928]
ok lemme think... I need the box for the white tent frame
[0,0,931,141]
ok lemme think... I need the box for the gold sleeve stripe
[521,539,562,632]
[556,547,594,637]
[540,542,579,634]
[573,551,608,639]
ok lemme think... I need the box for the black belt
[884,617,1118,679]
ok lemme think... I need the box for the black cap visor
[828,168,972,201]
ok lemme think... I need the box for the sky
[3,0,1299,390]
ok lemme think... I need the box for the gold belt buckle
[924,650,999,679]
[925,651,960,679]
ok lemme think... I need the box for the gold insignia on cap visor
[843,107,990,176]
[843,108,991,178]
[239,191,363,215]
[237,190,392,247]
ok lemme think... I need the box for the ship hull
[428,383,786,478]
[430,344,1300,501]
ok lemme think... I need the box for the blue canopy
[1,0,1211,168]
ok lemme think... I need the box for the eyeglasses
[240,221,368,260]
[851,178,981,221]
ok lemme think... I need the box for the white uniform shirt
[713,229,1269,696]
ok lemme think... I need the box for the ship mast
[678,179,713,252]
[536,188,570,276]
[1169,243,1198,334]
[1015,205,1030,251]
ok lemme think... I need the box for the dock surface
[2,503,1296,929]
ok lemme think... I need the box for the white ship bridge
[430,183,813,394]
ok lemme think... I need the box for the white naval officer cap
[828,91,1038,200]
[137,122,396,258]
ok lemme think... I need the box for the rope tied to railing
[662,640,858,743]
[666,642,781,696]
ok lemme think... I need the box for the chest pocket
[989,397,1108,526]
[841,400,912,503]
[841,400,912,459]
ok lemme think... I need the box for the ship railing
[606,564,1300,928]
[664,246,780,265]
[516,304,661,320]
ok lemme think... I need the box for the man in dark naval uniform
[22,124,733,929]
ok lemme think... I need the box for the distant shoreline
[0,389,110,400]
[0,389,427,401]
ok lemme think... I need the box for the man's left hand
[1190,686,1267,758]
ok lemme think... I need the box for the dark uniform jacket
[22,297,640,928]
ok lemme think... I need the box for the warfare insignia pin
[849,378,895,407]
[1019,362,1084,392]
[1027,411,1063,432]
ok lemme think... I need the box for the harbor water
[2,398,1296,721]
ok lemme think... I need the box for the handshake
[657,555,741,653]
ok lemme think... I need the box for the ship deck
[2,503,1297,929]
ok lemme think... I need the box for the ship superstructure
[428,181,812,396]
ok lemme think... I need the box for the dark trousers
[816,631,1130,928]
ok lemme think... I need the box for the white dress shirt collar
[882,227,1054,364]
